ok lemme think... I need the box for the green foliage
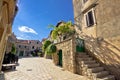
[37,52,44,57]
[42,40,51,52]
[50,21,75,40]
[46,44,57,55]
[51,28,58,39]
[48,24,56,29]
[11,43,16,54]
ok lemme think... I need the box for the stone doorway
[58,50,62,67]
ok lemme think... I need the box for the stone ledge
[81,0,98,13]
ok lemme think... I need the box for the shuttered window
[85,11,94,27]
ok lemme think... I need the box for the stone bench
[2,63,16,70]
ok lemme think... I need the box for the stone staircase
[76,52,115,80]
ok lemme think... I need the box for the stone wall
[73,0,97,38]
[73,0,120,79]
[95,0,120,38]
[77,33,120,80]
[0,0,17,72]
[73,0,120,38]
[54,36,76,73]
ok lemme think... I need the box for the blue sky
[13,0,74,41]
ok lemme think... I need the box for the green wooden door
[58,50,62,66]
[76,38,85,52]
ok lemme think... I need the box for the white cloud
[17,37,24,40]
[18,26,38,35]
[16,34,31,40]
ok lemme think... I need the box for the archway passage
[58,50,62,66]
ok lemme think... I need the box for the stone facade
[6,33,17,53]
[16,40,42,56]
[73,0,120,79]
[0,0,18,72]
[54,36,76,73]
[73,0,120,39]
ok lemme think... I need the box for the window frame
[84,8,96,27]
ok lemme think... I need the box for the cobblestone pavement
[5,57,88,80]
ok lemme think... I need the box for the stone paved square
[4,57,88,80]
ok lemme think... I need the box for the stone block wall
[54,36,76,73]
[77,33,120,80]
[0,0,18,71]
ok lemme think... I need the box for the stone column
[0,72,5,80]
[71,36,77,73]
[23,50,26,56]
[0,25,8,72]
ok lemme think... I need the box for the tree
[11,43,16,54]
[50,21,75,41]
[46,44,57,55]
[42,40,52,52]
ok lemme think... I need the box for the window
[85,10,94,27]
[37,42,39,44]
[25,46,26,48]
[19,45,21,48]
[29,42,31,44]
[32,46,34,49]
[83,0,88,3]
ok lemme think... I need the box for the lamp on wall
[97,37,103,41]
[96,37,103,45]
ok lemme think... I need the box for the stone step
[77,52,86,54]
[97,75,115,80]
[93,71,109,78]
[77,53,88,56]
[88,67,104,73]
[85,63,100,68]
[81,60,96,64]
[78,58,93,61]
[76,54,90,58]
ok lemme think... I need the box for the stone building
[0,0,18,75]
[73,0,120,79]
[41,38,47,44]
[6,33,17,53]
[53,36,76,73]
[51,22,77,73]
[16,40,42,56]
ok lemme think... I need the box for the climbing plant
[46,44,57,55]
[42,40,52,52]
[49,21,75,40]
[11,43,16,54]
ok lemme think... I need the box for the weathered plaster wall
[73,0,120,38]
[73,0,97,37]
[95,0,120,38]
[0,0,17,72]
